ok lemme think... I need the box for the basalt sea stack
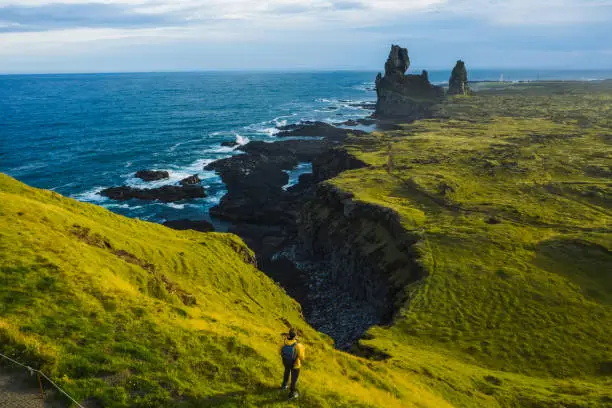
[375,45,444,119]
[448,60,469,95]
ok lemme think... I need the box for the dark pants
[282,364,300,393]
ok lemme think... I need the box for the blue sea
[1,69,611,228]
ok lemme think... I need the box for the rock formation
[179,174,201,186]
[101,185,205,202]
[276,121,366,140]
[448,60,469,95]
[375,45,444,119]
[135,170,169,181]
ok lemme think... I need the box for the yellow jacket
[281,338,306,369]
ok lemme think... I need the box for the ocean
[1,69,611,227]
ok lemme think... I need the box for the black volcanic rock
[204,151,296,224]
[221,141,239,148]
[276,121,366,140]
[374,45,444,119]
[312,149,367,182]
[101,185,205,202]
[384,44,410,78]
[135,170,169,182]
[448,60,469,95]
[163,219,214,232]
[238,140,332,162]
[179,174,201,186]
[204,138,345,225]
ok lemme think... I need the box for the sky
[0,0,611,73]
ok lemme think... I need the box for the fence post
[37,373,45,402]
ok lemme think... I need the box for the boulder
[101,185,205,202]
[179,174,201,186]
[135,170,169,182]
[374,45,444,120]
[448,60,469,96]
[276,121,366,140]
[163,219,215,232]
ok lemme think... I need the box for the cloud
[0,0,610,71]
[0,3,183,32]
[447,0,612,25]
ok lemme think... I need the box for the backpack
[281,343,298,366]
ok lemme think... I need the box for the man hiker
[280,328,305,400]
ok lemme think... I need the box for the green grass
[0,173,457,408]
[329,80,612,406]
[1,80,611,407]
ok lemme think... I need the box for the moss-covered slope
[0,173,457,408]
[327,81,612,406]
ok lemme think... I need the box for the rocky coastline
[196,44,469,348]
[99,44,468,348]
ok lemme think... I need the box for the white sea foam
[261,127,280,136]
[73,187,108,203]
[282,162,313,190]
[235,133,249,146]
[104,203,142,209]
[125,161,133,168]
[169,138,202,152]
[165,203,185,210]
[352,82,376,92]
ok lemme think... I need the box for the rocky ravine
[203,46,463,348]
[205,120,425,349]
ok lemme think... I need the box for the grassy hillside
[1,80,611,408]
[331,81,612,406]
[0,173,457,408]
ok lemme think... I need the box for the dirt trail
[0,367,63,408]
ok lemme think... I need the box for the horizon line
[2,67,612,77]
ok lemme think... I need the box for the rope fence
[0,351,84,408]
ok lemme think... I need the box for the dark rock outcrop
[291,183,424,348]
[277,121,366,140]
[238,139,332,162]
[101,185,205,202]
[135,170,169,182]
[312,149,367,182]
[205,139,346,224]
[448,60,469,96]
[179,174,201,186]
[375,45,444,119]
[221,141,239,148]
[163,219,214,232]
[205,149,297,224]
